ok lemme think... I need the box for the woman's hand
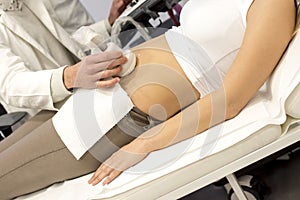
[88,143,148,186]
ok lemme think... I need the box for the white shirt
[165,0,254,96]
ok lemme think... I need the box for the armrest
[0,111,27,130]
[0,112,28,140]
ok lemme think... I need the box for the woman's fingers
[88,144,149,186]
[88,163,119,186]
[88,164,110,185]
[102,170,122,186]
[89,166,121,186]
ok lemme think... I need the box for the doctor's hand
[63,51,127,90]
[108,0,132,25]
[88,143,148,186]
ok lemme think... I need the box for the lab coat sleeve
[52,0,112,46]
[89,19,112,37]
[70,19,112,51]
[50,66,72,103]
[0,44,69,111]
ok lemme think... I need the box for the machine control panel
[120,0,181,25]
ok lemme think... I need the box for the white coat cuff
[51,66,72,103]
[104,19,112,34]
[89,19,111,37]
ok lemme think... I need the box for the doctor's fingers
[88,51,123,64]
[118,0,131,11]
[96,65,123,79]
[106,55,127,70]
[87,56,127,73]
[96,77,120,88]
[123,0,132,6]
[113,0,130,7]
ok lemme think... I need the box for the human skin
[63,0,134,90]
[88,0,297,186]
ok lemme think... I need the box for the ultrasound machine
[120,0,182,27]
[114,0,185,47]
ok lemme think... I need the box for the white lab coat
[0,0,111,116]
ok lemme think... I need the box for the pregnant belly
[120,35,200,120]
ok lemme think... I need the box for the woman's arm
[89,0,297,186]
[149,0,297,149]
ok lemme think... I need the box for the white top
[165,0,254,96]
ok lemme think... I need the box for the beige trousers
[0,108,151,200]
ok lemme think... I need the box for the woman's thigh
[0,108,151,199]
[0,118,100,200]
[0,110,56,153]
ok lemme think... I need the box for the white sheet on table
[17,34,300,200]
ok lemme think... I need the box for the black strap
[0,103,7,116]
[0,127,12,141]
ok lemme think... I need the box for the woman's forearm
[130,93,214,153]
